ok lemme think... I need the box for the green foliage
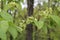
[8,22,18,39]
[0,21,9,33]
[0,0,23,39]
[0,12,13,22]
[0,12,20,40]
[50,15,60,26]
[0,21,8,40]
[34,20,44,29]
[1,0,60,40]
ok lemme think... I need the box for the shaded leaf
[50,15,60,26]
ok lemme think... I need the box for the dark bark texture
[27,0,34,16]
[26,0,34,40]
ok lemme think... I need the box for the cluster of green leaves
[0,11,18,40]
[0,0,60,40]
[0,0,24,40]
[32,0,60,40]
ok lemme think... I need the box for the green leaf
[0,21,9,40]
[38,20,44,29]
[8,23,18,39]
[0,33,7,40]
[0,20,9,33]
[50,15,60,26]
[42,25,47,34]
[34,20,44,29]
[16,27,23,33]
[4,2,22,12]
[0,12,13,22]
[34,20,39,26]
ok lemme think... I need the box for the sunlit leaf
[34,20,44,29]
[8,22,18,39]
[0,20,9,33]
[0,21,9,40]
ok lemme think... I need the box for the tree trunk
[27,0,34,16]
[1,0,3,10]
[47,0,51,40]
[26,0,34,40]
[47,27,51,40]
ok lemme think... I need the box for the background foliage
[0,0,60,40]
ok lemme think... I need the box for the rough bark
[27,0,34,16]
[26,0,34,40]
